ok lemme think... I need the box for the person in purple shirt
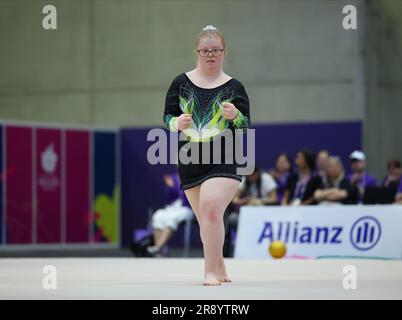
[146,172,192,256]
[347,151,377,203]
[268,153,293,204]
[395,179,402,204]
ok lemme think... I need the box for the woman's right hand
[175,113,192,131]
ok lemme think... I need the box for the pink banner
[6,126,33,244]
[66,130,90,243]
[36,129,62,243]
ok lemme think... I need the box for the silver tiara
[202,25,217,31]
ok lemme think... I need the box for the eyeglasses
[197,48,224,57]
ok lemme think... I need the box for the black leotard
[163,73,251,190]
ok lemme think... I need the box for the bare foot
[203,273,221,286]
[216,259,232,283]
[217,273,232,283]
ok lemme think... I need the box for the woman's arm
[314,189,327,202]
[163,77,182,132]
[314,188,347,202]
[281,190,290,206]
[232,189,250,208]
[302,176,323,205]
[229,83,250,131]
[395,192,402,204]
[325,188,348,202]
[301,197,316,205]
[262,189,278,205]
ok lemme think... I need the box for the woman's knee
[200,200,223,224]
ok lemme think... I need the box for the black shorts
[177,132,244,190]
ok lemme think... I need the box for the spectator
[282,149,322,206]
[382,159,401,189]
[347,150,377,203]
[316,150,330,184]
[233,165,278,206]
[223,166,278,257]
[314,156,358,205]
[268,153,293,204]
[395,179,402,204]
[146,172,192,256]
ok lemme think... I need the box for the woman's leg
[153,229,163,245]
[151,209,168,249]
[199,177,241,285]
[184,184,216,284]
[154,228,174,249]
[184,184,202,222]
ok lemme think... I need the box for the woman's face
[196,36,225,71]
[317,151,329,171]
[276,155,291,173]
[327,160,341,180]
[295,152,306,170]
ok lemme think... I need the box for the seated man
[347,150,377,203]
[314,156,358,205]
[146,172,192,257]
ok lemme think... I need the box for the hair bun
[202,25,218,31]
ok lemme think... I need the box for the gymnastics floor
[0,258,401,299]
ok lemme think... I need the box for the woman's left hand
[221,102,238,120]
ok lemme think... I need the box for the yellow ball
[269,240,287,259]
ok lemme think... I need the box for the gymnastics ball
[269,240,287,259]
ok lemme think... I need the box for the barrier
[234,205,402,259]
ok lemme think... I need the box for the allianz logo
[257,216,381,251]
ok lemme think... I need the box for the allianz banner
[234,205,402,259]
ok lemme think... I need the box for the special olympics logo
[350,216,381,251]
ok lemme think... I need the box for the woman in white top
[233,166,278,206]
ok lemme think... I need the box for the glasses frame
[197,48,225,57]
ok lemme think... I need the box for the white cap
[349,150,366,161]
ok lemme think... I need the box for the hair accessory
[202,25,217,31]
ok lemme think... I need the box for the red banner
[6,126,33,244]
[36,128,62,243]
[66,130,90,243]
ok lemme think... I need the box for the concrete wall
[0,0,359,127]
[0,0,400,177]
[363,0,402,178]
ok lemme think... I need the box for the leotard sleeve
[231,83,250,131]
[163,77,181,132]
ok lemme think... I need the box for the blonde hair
[327,156,345,185]
[195,25,226,52]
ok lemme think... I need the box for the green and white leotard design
[163,74,250,142]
